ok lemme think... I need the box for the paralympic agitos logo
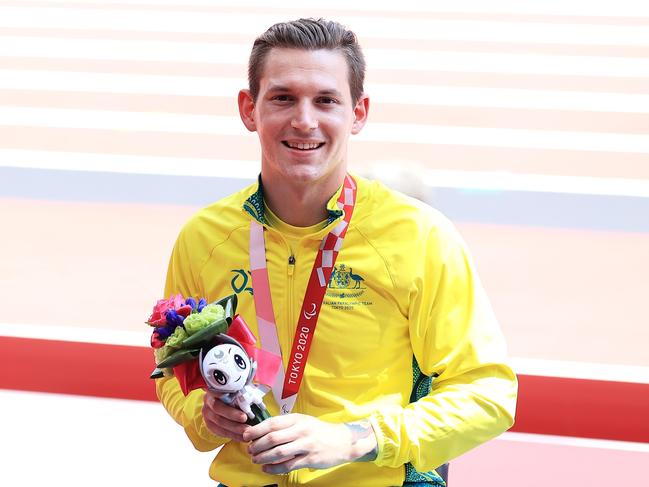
[230,269,253,295]
[303,303,317,320]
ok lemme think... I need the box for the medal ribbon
[249,174,357,413]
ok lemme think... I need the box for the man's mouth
[282,141,325,151]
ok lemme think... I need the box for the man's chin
[286,165,340,185]
[290,166,323,183]
[263,157,347,188]
[278,162,323,180]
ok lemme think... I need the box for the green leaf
[213,293,238,323]
[149,368,165,379]
[181,318,229,348]
[156,348,200,368]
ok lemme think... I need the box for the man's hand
[202,390,251,442]
[243,414,378,474]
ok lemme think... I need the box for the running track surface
[3,390,648,487]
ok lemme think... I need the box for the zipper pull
[288,255,295,276]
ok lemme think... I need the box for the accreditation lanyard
[249,174,357,414]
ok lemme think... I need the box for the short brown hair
[248,18,366,104]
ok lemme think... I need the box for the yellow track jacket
[156,175,517,487]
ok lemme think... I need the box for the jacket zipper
[287,252,295,330]
[286,252,296,487]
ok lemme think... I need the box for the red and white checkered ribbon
[316,178,356,286]
[249,175,357,413]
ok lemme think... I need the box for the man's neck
[261,174,344,227]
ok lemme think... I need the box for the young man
[157,18,517,487]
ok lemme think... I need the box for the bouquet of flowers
[146,293,281,425]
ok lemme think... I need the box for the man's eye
[318,97,337,104]
[272,95,291,102]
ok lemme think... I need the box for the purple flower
[165,309,185,328]
[156,324,175,339]
[185,297,197,311]
[197,298,207,312]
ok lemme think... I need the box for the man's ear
[351,94,370,135]
[238,89,256,132]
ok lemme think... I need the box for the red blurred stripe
[1,336,648,443]
[0,336,157,402]
[512,374,649,443]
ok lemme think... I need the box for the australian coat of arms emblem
[328,264,365,290]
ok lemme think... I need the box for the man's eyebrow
[266,84,290,92]
[265,85,343,97]
[317,89,343,97]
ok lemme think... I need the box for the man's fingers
[243,413,298,442]
[204,392,248,423]
[204,410,249,434]
[204,416,247,442]
[248,426,297,455]
[252,441,305,466]
[261,454,309,474]
[202,391,251,441]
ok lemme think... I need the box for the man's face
[239,48,368,188]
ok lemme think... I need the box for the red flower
[150,331,165,349]
[176,305,193,318]
[147,294,185,326]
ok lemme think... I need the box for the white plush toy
[199,334,270,423]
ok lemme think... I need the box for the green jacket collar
[242,175,345,227]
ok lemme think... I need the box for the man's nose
[291,101,318,132]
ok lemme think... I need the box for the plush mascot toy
[200,333,271,425]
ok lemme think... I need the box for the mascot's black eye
[213,370,227,385]
[234,354,247,370]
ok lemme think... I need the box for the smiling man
[157,18,517,487]
[238,46,368,228]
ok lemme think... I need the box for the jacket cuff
[369,405,403,468]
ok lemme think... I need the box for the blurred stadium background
[1,0,648,485]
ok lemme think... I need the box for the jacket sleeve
[369,218,518,471]
[154,228,229,452]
